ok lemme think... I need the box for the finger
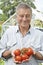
[15,61,22,64]
[25,59,29,62]
[12,57,21,64]
[11,51,15,57]
[22,59,29,63]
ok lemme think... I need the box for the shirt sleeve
[0,30,8,58]
[38,33,43,56]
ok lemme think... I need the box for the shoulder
[4,25,18,34]
[31,27,43,36]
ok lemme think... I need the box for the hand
[11,50,15,57]
[22,59,29,63]
[12,56,32,64]
[22,56,32,63]
[12,57,22,64]
[33,50,36,55]
[2,50,11,59]
[29,47,36,55]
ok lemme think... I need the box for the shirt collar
[16,25,19,33]
[16,25,32,34]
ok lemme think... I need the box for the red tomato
[14,49,21,56]
[26,47,33,56]
[21,54,29,61]
[15,56,22,62]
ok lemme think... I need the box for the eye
[26,14,30,18]
[19,15,24,18]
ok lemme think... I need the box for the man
[0,3,43,65]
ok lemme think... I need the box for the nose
[23,16,27,21]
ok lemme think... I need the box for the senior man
[0,3,43,65]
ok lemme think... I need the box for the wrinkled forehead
[16,8,32,15]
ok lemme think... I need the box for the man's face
[16,8,32,28]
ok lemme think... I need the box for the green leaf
[0,59,5,65]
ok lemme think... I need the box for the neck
[19,25,30,36]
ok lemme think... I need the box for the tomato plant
[21,48,28,54]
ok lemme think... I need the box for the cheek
[17,16,22,22]
[17,18,22,24]
[26,19,31,23]
[27,18,31,23]
[16,16,23,25]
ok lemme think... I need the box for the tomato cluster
[13,47,33,63]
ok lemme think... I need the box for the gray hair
[16,3,32,14]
